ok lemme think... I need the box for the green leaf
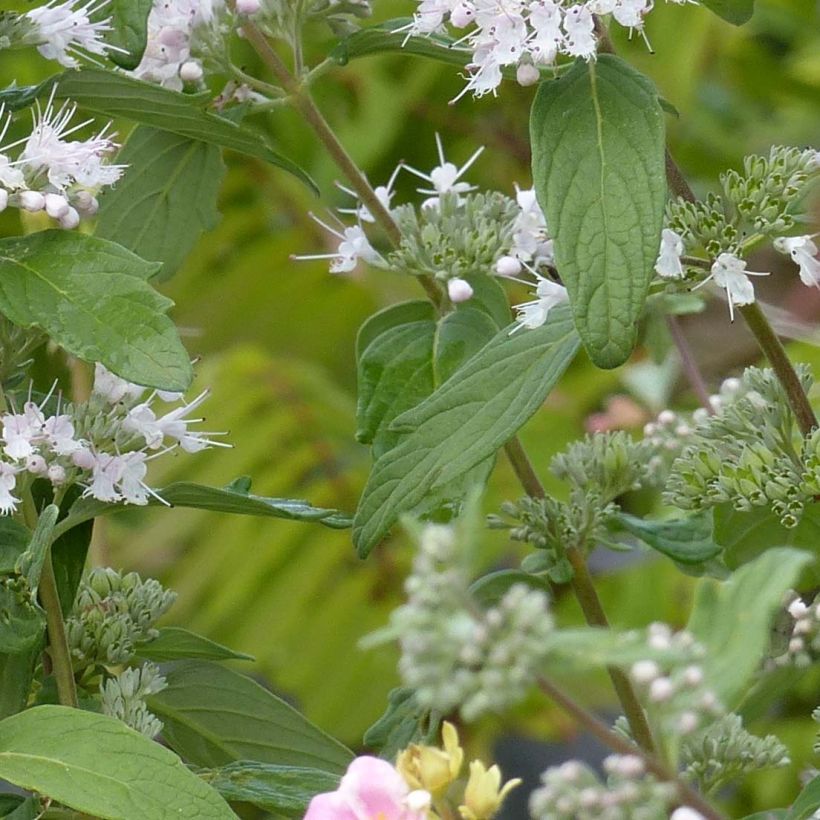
[687,548,813,708]
[0,795,39,820]
[530,55,666,368]
[200,762,339,818]
[614,512,722,565]
[147,661,353,773]
[107,0,154,69]
[700,0,755,25]
[0,705,235,819]
[353,307,580,556]
[355,301,435,361]
[785,774,820,820]
[55,479,351,539]
[0,650,39,719]
[741,813,787,820]
[363,687,433,759]
[0,231,192,391]
[433,308,499,385]
[136,627,254,662]
[469,570,552,607]
[96,127,225,280]
[15,505,58,592]
[0,520,29,576]
[0,582,44,654]
[51,70,315,191]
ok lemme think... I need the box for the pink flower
[305,756,430,820]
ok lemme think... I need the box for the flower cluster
[406,0,696,100]
[373,520,554,721]
[0,363,226,515]
[100,662,168,738]
[66,567,177,665]
[0,95,123,228]
[664,365,816,528]
[297,136,567,330]
[656,146,819,319]
[627,624,723,743]
[680,714,790,794]
[773,594,820,668]
[529,756,678,820]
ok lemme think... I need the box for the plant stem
[22,491,78,708]
[666,316,714,413]
[536,674,725,820]
[503,439,657,755]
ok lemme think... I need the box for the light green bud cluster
[680,714,790,794]
[66,568,176,666]
[667,192,740,257]
[721,146,819,235]
[665,366,814,527]
[529,756,676,820]
[0,11,33,51]
[390,192,519,283]
[100,662,168,739]
[390,522,554,722]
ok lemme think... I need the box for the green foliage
[0,705,235,819]
[614,512,723,565]
[147,660,353,772]
[106,0,153,70]
[362,687,436,759]
[96,127,226,281]
[0,231,192,391]
[0,578,44,654]
[785,774,820,820]
[688,548,814,708]
[136,627,254,662]
[530,55,666,368]
[699,0,756,25]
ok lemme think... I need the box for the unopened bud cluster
[100,662,168,738]
[628,624,721,742]
[680,714,789,794]
[665,366,815,528]
[66,568,176,665]
[529,756,676,820]
[390,522,554,721]
[773,594,820,667]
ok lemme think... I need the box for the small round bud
[235,0,261,12]
[793,617,813,635]
[699,690,718,710]
[18,190,45,212]
[58,206,80,230]
[721,377,741,394]
[0,189,7,212]
[449,1,475,28]
[25,455,48,475]
[558,761,583,782]
[179,60,204,83]
[671,808,707,820]
[44,193,70,219]
[678,711,699,734]
[73,190,99,215]
[495,255,522,277]
[47,464,67,485]
[630,659,660,684]
[615,755,644,779]
[658,410,676,425]
[788,599,808,619]
[516,62,541,86]
[682,665,704,687]
[649,676,675,702]
[788,637,804,653]
[72,448,96,470]
[447,277,473,303]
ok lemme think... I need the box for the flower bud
[495,255,522,277]
[18,190,45,212]
[73,190,99,215]
[516,62,541,87]
[447,277,474,303]
[58,206,81,230]
[25,455,48,475]
[44,193,70,218]
[47,464,67,485]
[649,676,675,702]
[235,0,261,12]
[179,61,204,83]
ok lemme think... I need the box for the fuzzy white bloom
[293,217,386,274]
[512,274,569,332]
[773,235,820,289]
[404,135,484,209]
[696,253,769,321]
[655,228,685,279]
[25,0,113,67]
[0,462,21,515]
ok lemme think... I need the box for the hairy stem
[536,674,725,820]
[666,316,714,413]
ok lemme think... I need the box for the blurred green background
[1,0,819,813]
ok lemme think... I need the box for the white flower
[25,0,113,68]
[612,0,652,31]
[529,1,564,65]
[92,363,146,405]
[337,164,402,224]
[403,135,484,208]
[1,402,45,461]
[0,462,21,515]
[509,185,553,265]
[512,274,569,332]
[42,414,83,456]
[655,228,685,279]
[697,253,769,321]
[83,452,123,502]
[293,216,385,274]
[773,235,820,288]
[563,5,596,59]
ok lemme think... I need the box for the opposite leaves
[530,55,666,369]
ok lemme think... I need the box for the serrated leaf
[54,479,351,540]
[700,0,755,25]
[147,661,353,773]
[201,762,339,818]
[136,627,254,662]
[96,127,225,280]
[107,0,153,69]
[687,548,813,708]
[614,512,722,565]
[353,307,580,556]
[0,231,192,391]
[530,55,666,368]
[0,705,235,819]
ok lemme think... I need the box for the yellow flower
[458,760,522,820]
[396,722,464,794]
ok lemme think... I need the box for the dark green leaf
[0,795,39,820]
[461,276,512,331]
[55,479,351,539]
[107,0,154,69]
[0,705,235,819]
[96,127,225,280]
[136,627,254,662]
[201,762,339,817]
[147,661,353,773]
[785,774,820,820]
[0,650,39,720]
[700,0,755,25]
[0,520,29,576]
[363,687,434,759]
[687,548,813,707]
[741,813,787,820]
[433,309,499,385]
[614,512,722,564]
[530,55,666,368]
[15,505,58,592]
[356,300,435,360]
[0,231,192,391]
[51,70,314,190]
[353,307,580,556]
[469,570,552,607]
